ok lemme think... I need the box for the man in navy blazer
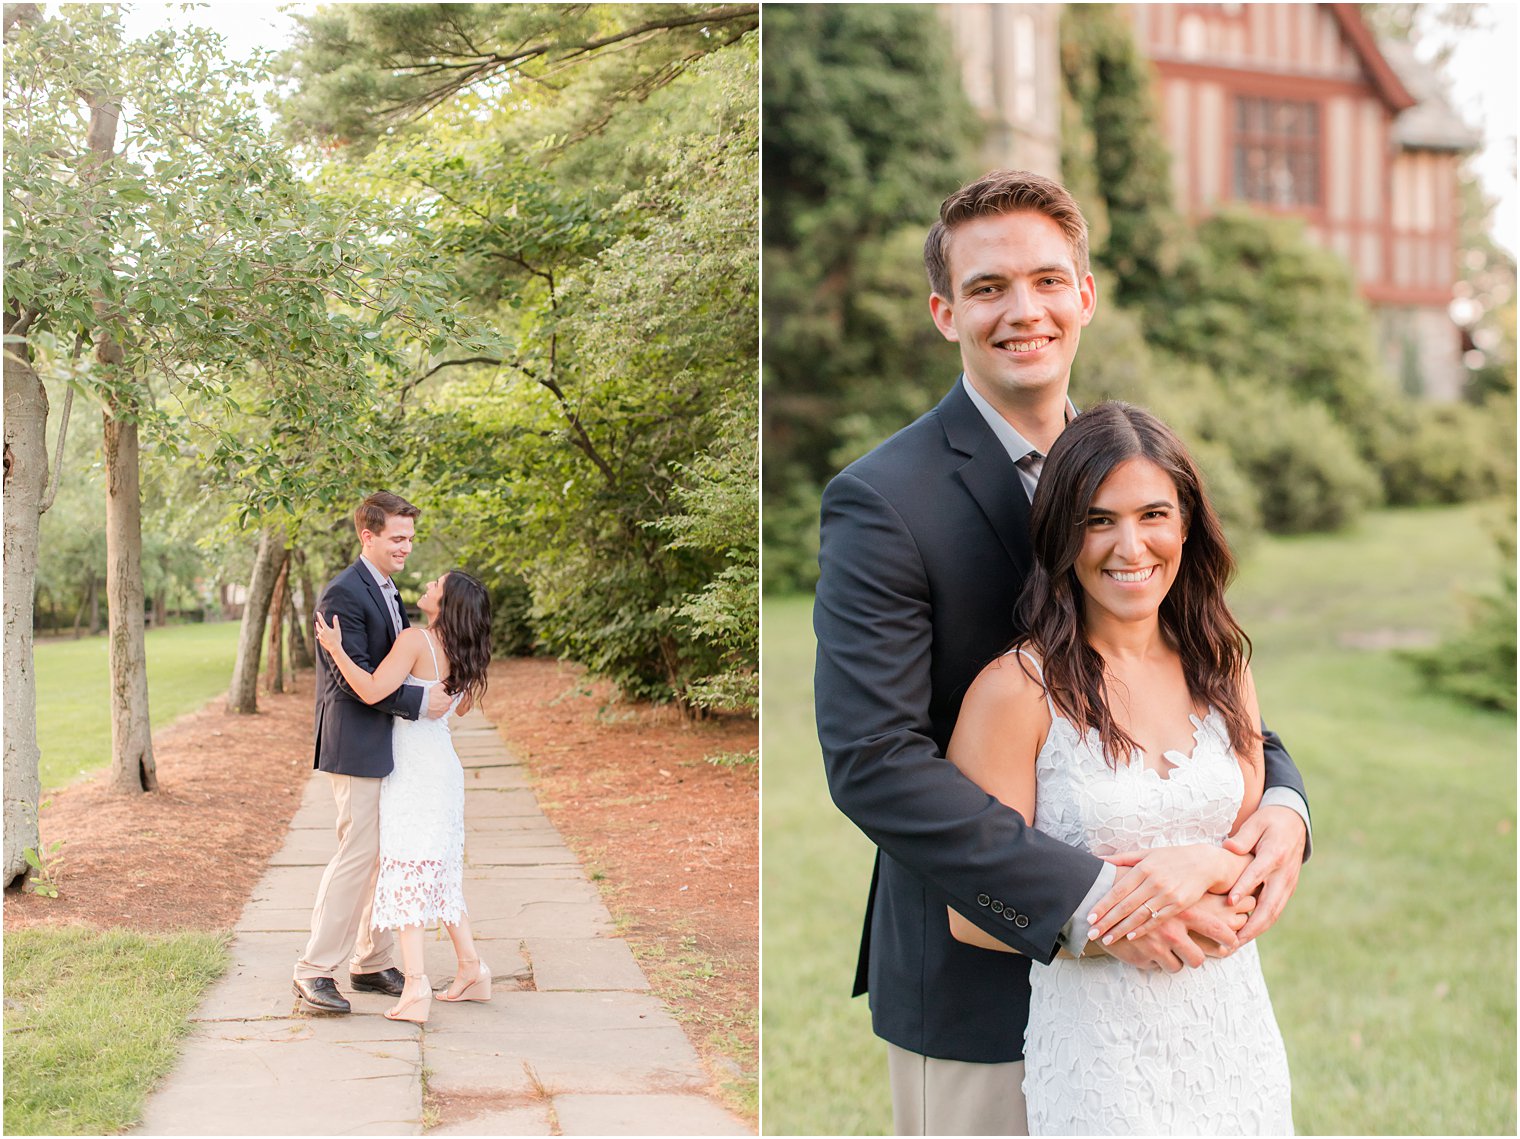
[814,171,1311,1134]
[292,491,451,1014]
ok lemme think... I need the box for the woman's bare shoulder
[965,649,1048,706]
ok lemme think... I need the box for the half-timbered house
[1128,3,1481,399]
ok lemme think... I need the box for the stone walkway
[135,708,751,1137]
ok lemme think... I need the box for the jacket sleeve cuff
[1059,861,1116,958]
[1260,786,1312,861]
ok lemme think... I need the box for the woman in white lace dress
[946,402,1293,1134]
[315,570,494,1024]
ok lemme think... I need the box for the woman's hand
[1087,845,1248,946]
[314,612,346,658]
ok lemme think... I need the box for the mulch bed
[4,676,317,933]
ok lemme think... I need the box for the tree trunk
[228,526,286,713]
[3,306,48,886]
[289,548,315,670]
[103,400,157,793]
[88,575,101,635]
[264,550,290,694]
[152,588,167,628]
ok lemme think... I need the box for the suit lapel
[354,559,401,640]
[937,380,1034,579]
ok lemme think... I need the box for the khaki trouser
[293,772,394,980]
[888,1043,1028,1136]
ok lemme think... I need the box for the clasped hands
[1086,806,1307,973]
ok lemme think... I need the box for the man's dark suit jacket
[313,559,424,779]
[814,378,1308,1063]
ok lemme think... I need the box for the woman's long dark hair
[432,571,492,708]
[1014,401,1259,767]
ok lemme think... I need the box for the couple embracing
[815,172,1310,1134]
[290,492,494,1025]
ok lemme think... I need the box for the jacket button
[1015,914,1030,928]
[1003,909,1016,921]
[976,893,990,907]
[990,899,1004,913]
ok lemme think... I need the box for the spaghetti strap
[1009,647,1059,721]
[420,629,442,682]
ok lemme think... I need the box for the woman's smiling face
[1073,458,1186,628]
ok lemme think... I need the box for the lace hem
[371,855,466,930]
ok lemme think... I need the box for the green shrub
[1148,208,1391,437]
[1405,507,1517,712]
[1072,302,1262,543]
[1196,385,1381,533]
[485,573,536,656]
[1373,393,1517,507]
[762,477,823,596]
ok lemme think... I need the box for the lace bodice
[1033,705,1244,856]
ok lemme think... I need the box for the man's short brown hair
[923,169,1091,299]
[354,492,420,539]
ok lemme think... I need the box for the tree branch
[39,334,83,514]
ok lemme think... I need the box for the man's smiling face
[928,209,1096,414]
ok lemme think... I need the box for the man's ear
[929,293,959,343]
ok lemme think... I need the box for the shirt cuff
[1260,786,1313,861]
[1060,862,1117,958]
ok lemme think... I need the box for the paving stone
[466,813,557,834]
[134,1018,422,1135]
[422,993,706,1097]
[462,789,544,817]
[428,1104,552,1135]
[131,708,752,1138]
[525,938,650,992]
[464,840,578,866]
[268,827,338,866]
[236,904,313,933]
[461,766,531,790]
[553,1094,751,1136]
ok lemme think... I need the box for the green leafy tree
[278,5,759,707]
[761,3,979,591]
[1059,3,1186,307]
[4,5,468,879]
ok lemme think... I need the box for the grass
[2,928,230,1136]
[761,502,1515,1136]
[34,621,242,791]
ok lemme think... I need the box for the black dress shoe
[292,977,351,1014]
[349,967,406,997]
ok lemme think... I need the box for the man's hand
[425,684,452,719]
[1222,804,1307,942]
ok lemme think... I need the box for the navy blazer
[814,379,1307,1063]
[312,559,425,779]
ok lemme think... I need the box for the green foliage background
[275,5,759,710]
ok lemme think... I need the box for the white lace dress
[371,633,466,931]
[1018,653,1294,1135]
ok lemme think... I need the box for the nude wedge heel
[438,960,492,1003]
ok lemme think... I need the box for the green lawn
[34,621,243,791]
[3,929,229,1136]
[762,502,1516,1135]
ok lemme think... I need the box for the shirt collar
[960,374,1077,466]
[358,554,394,591]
